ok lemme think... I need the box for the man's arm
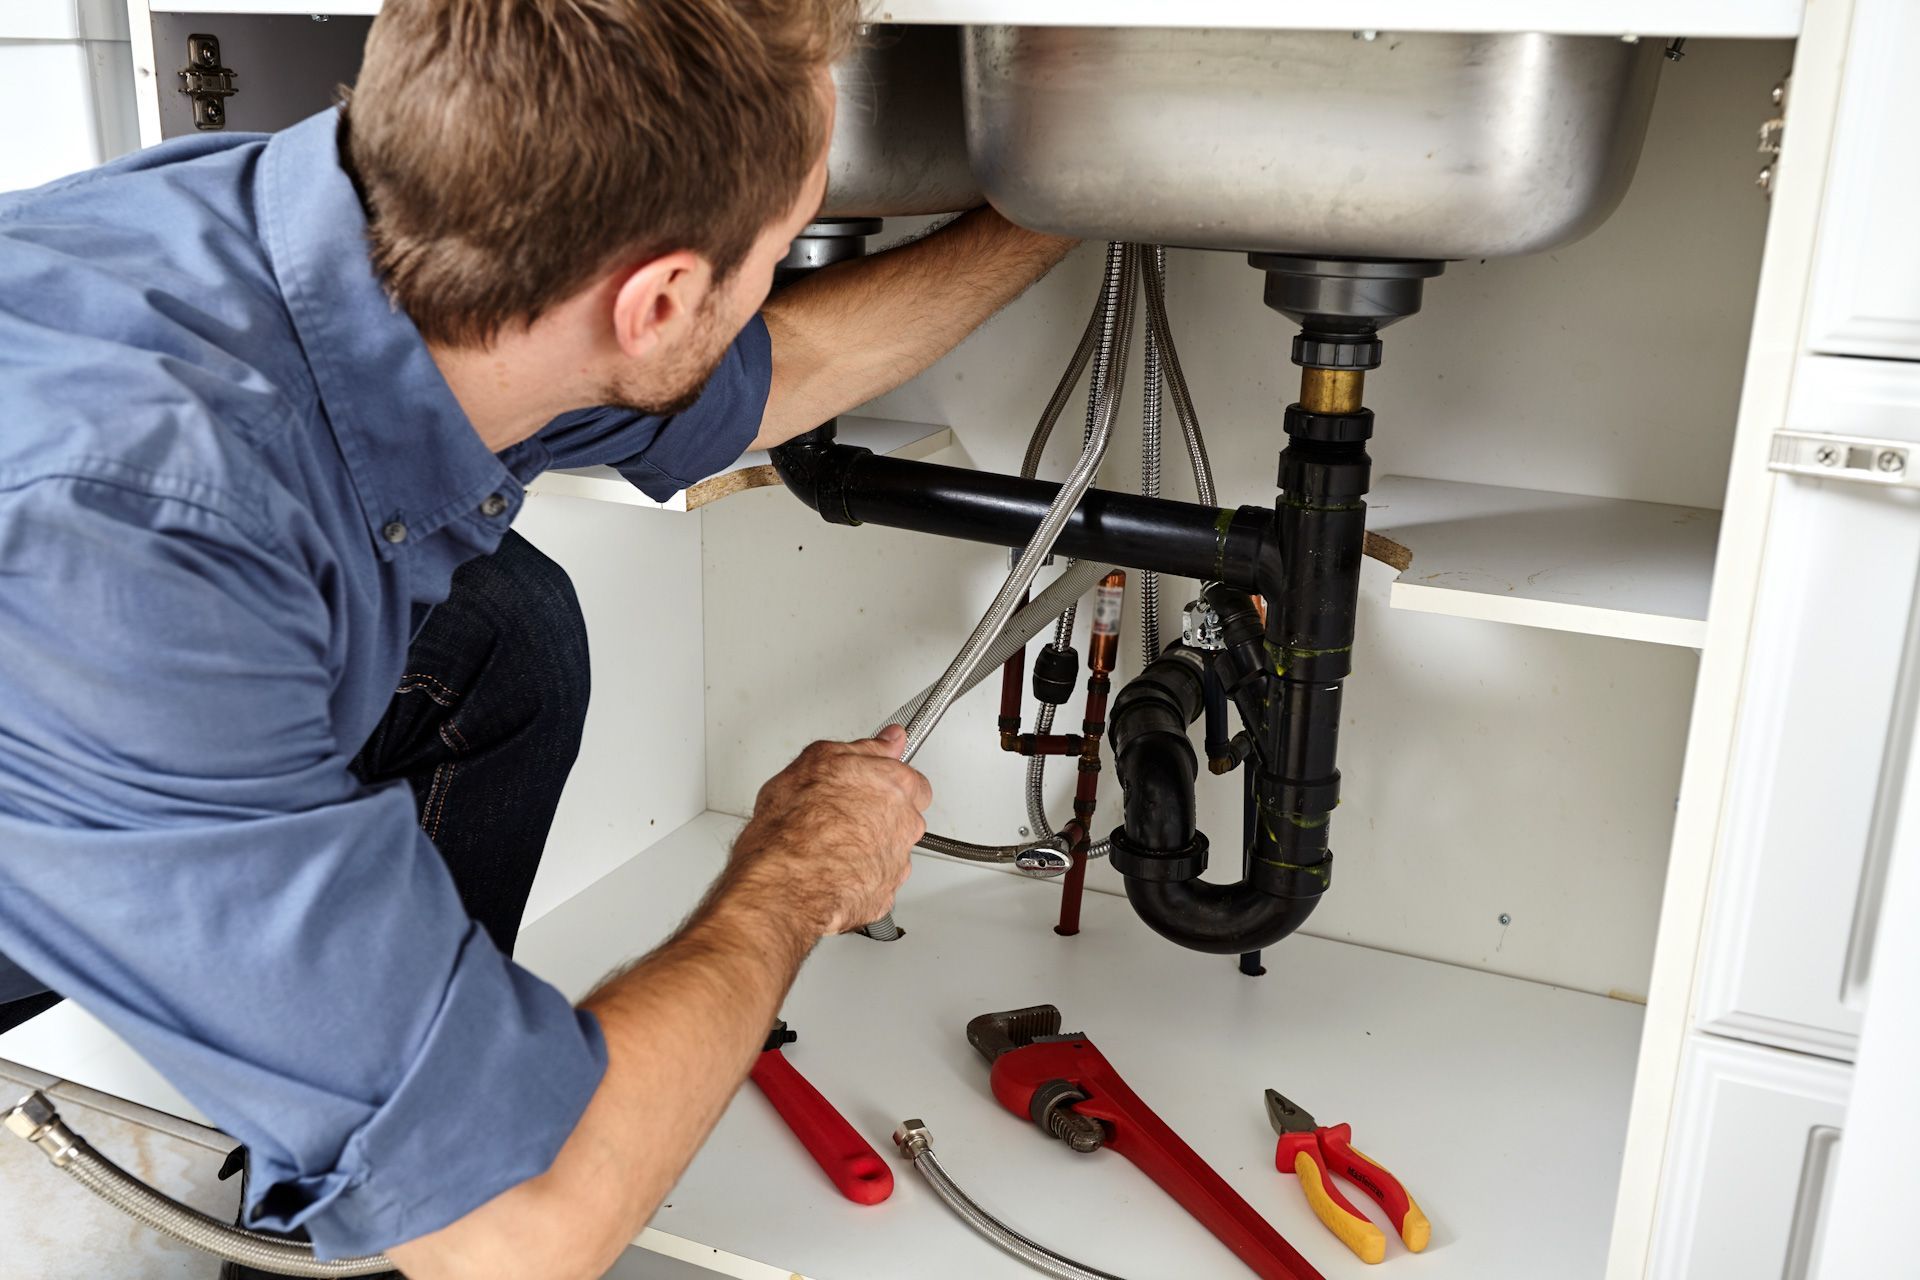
[387,729,931,1280]
[753,208,1077,447]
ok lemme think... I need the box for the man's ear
[611,250,708,359]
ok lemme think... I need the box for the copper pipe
[1055,826,1090,937]
[997,590,1030,746]
[1056,664,1114,936]
[1087,571,1126,673]
[1005,733,1085,757]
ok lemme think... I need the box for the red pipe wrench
[967,1004,1323,1280]
[750,1021,894,1204]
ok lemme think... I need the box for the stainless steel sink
[962,28,1664,259]
[820,26,980,218]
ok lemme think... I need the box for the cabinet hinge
[177,34,237,131]
[1770,431,1917,488]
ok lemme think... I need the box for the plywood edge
[1364,529,1414,573]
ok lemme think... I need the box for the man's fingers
[850,725,906,756]
[904,766,933,812]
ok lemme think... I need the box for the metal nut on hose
[6,1091,81,1167]
[4,1091,56,1139]
[892,1119,933,1159]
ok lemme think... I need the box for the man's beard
[598,308,732,418]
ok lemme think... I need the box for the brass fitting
[1299,367,1364,415]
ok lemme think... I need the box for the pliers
[1265,1089,1430,1265]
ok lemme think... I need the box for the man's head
[343,0,853,414]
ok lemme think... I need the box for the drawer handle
[1782,1125,1841,1280]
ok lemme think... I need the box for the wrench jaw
[972,1010,1117,1155]
[966,1004,1073,1064]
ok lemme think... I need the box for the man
[0,1,1072,1275]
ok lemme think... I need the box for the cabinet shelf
[526,415,951,512]
[1368,475,1719,649]
[516,811,1643,1280]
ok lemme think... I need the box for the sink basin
[820,25,980,218]
[962,28,1664,259]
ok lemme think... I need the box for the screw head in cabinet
[1815,445,1840,466]
[1878,451,1905,474]
[1498,913,1512,926]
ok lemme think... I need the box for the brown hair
[341,0,856,347]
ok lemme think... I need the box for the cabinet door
[1648,1036,1850,1280]
[1810,676,1920,1280]
[1804,0,1920,359]
[1694,358,1920,1059]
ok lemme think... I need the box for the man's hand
[731,725,930,935]
[385,730,931,1280]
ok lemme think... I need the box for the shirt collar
[258,109,522,560]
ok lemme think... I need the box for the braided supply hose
[893,1120,1130,1280]
[1144,246,1216,507]
[859,245,1142,939]
[1139,256,1165,669]
[6,1091,394,1276]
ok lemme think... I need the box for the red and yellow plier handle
[1266,1090,1431,1265]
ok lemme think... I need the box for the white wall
[703,38,1789,1000]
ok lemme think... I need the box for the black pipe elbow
[1106,646,1211,884]
[1122,877,1321,956]
[768,424,868,525]
[1116,733,1199,852]
[1106,642,1325,954]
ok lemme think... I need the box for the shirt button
[480,493,509,518]
[382,521,409,544]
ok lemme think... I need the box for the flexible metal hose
[6,1092,393,1276]
[861,246,1140,938]
[896,247,1137,762]
[1018,259,1116,482]
[894,1121,1128,1280]
[1139,253,1165,669]
[1024,242,1132,860]
[1144,247,1215,507]
[880,560,1114,874]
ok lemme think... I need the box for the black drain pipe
[770,426,1276,593]
[771,255,1437,961]
[1107,590,1317,956]
[1103,257,1437,957]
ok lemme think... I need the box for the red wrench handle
[992,1040,1322,1280]
[749,1049,894,1205]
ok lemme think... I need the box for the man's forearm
[386,866,812,1280]
[754,208,1077,446]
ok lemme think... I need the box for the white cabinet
[1693,357,1920,1060]
[1805,0,1920,360]
[1648,1036,1849,1280]
[1690,422,1920,1061]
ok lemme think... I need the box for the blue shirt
[0,110,771,1254]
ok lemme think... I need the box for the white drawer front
[1694,474,1920,1058]
[1649,1036,1850,1280]
[1698,357,1920,1060]
[1805,0,1920,361]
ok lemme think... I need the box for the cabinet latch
[177,34,237,131]
[1770,431,1917,489]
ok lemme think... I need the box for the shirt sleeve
[538,312,772,501]
[0,474,606,1258]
